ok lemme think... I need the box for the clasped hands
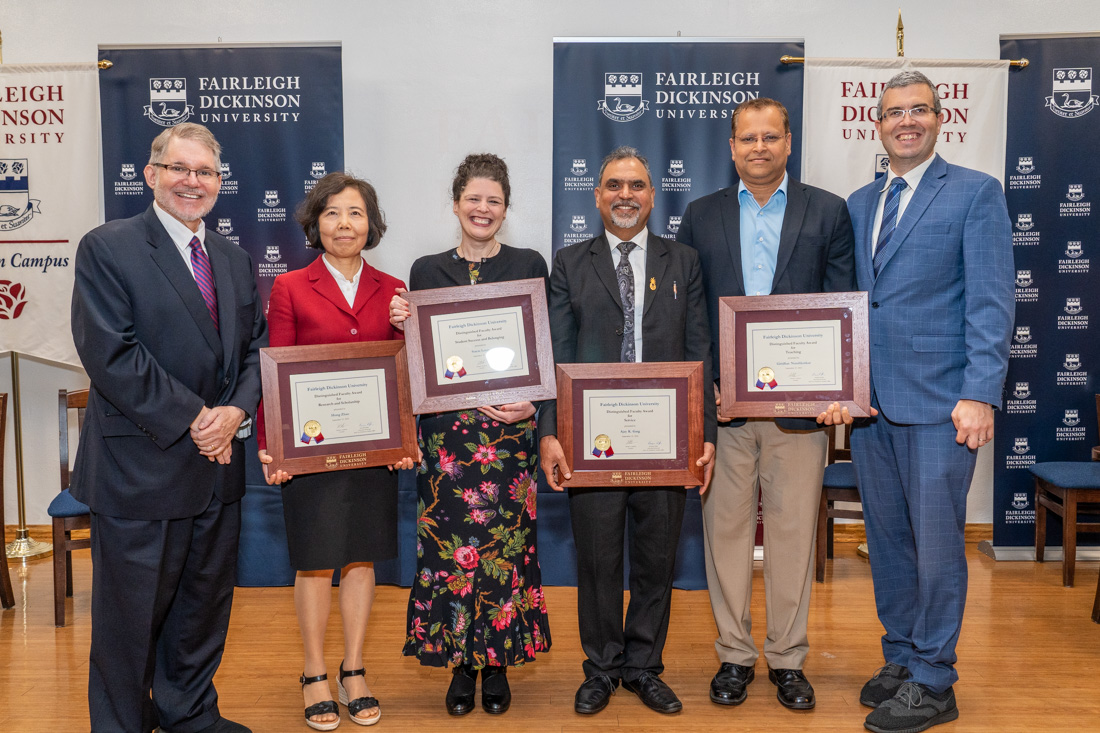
[190,405,246,465]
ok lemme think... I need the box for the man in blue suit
[72,123,266,733]
[840,71,1013,733]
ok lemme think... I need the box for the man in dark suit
[837,71,1013,733]
[539,146,716,716]
[71,123,267,733]
[676,98,855,712]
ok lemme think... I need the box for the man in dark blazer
[837,71,1013,733]
[539,146,716,716]
[71,123,266,733]
[676,98,855,712]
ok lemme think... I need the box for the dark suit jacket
[676,176,856,430]
[70,205,268,520]
[537,231,716,444]
[256,253,406,450]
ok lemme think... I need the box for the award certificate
[289,369,390,447]
[429,305,529,385]
[582,389,677,460]
[745,319,843,393]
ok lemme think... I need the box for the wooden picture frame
[260,341,418,476]
[555,361,705,488]
[404,278,556,414]
[718,292,871,419]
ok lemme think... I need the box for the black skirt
[280,465,398,571]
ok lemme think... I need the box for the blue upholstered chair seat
[822,461,857,489]
[1029,462,1100,489]
[48,488,90,518]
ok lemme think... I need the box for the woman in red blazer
[257,172,411,730]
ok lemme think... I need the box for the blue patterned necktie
[189,236,219,330]
[874,177,907,276]
[616,241,637,362]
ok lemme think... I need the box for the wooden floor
[2,534,1099,732]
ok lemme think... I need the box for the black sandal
[300,672,340,731]
[338,662,381,726]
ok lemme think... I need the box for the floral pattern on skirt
[403,409,551,668]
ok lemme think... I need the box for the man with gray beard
[539,146,715,716]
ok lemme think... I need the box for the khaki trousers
[702,420,827,669]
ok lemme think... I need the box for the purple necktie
[189,236,219,330]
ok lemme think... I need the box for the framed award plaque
[403,277,556,413]
[260,341,418,476]
[555,361,705,488]
[718,292,871,419]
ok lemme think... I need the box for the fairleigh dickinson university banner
[98,43,344,312]
[0,63,100,367]
[994,35,1100,554]
[552,38,805,256]
[550,39,803,577]
[97,44,345,586]
[802,58,1009,197]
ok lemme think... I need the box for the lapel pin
[649,277,656,291]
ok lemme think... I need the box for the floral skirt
[403,409,551,668]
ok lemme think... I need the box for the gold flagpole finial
[896,11,905,58]
[98,59,113,69]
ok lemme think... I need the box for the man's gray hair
[148,122,223,170]
[597,145,653,186]
[876,70,943,118]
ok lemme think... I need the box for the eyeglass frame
[150,162,222,181]
[876,106,938,122]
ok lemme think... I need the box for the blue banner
[98,44,343,311]
[997,36,1100,548]
[552,38,804,253]
[97,44,344,586]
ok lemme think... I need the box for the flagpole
[4,354,52,559]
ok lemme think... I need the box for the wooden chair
[49,388,91,627]
[815,422,863,582]
[0,393,14,610]
[1031,462,1100,588]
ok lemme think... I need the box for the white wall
[2,0,1092,525]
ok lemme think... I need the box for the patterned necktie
[616,241,637,363]
[874,177,907,276]
[189,236,219,330]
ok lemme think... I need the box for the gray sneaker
[860,663,911,708]
[864,681,958,733]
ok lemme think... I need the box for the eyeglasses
[151,163,221,181]
[735,134,786,146]
[879,106,935,122]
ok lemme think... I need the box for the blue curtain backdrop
[996,35,1100,549]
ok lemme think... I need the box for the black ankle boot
[445,664,477,716]
[481,666,511,714]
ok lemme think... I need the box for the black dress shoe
[574,674,617,714]
[481,666,511,714]
[711,662,755,706]
[768,667,815,710]
[621,671,683,714]
[445,665,478,716]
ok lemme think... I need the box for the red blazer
[257,254,405,449]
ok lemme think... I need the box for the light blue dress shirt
[738,173,788,296]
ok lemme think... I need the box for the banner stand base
[977,540,1100,561]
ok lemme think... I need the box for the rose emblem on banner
[0,280,28,319]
